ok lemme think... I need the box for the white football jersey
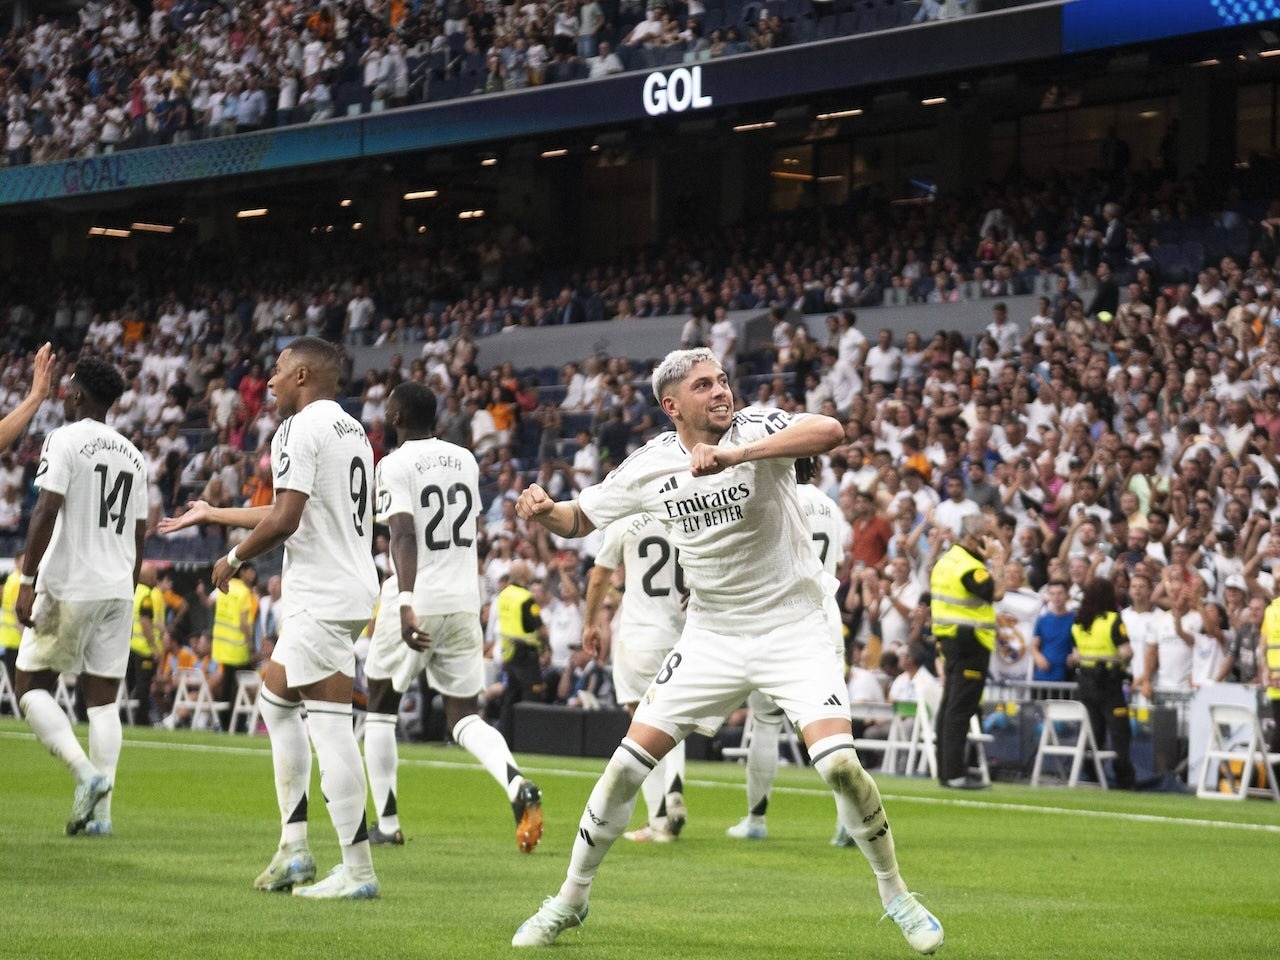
[375,437,481,615]
[579,409,831,630]
[595,512,686,651]
[272,399,378,622]
[35,418,147,601]
[797,482,850,579]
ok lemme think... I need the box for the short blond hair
[651,347,721,402]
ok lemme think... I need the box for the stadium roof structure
[4,0,1279,211]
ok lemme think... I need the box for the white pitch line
[5,729,1279,834]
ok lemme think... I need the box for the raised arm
[0,343,53,450]
[158,499,274,533]
[515,483,596,539]
[691,414,844,477]
[210,490,308,592]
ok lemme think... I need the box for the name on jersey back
[412,452,466,473]
[77,435,144,469]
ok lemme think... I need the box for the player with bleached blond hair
[511,347,943,955]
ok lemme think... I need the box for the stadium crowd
[0,0,963,165]
[0,166,1278,762]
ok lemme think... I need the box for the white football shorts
[16,594,132,678]
[632,606,849,739]
[612,632,677,707]
[364,608,485,698]
[273,609,367,689]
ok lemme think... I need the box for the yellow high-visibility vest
[930,544,995,651]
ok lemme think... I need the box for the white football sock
[259,690,311,845]
[87,703,122,821]
[745,711,782,821]
[454,713,524,802]
[20,689,95,784]
[811,733,907,906]
[363,713,400,833]
[639,753,669,828]
[557,738,656,907]
[304,700,372,871]
[666,738,687,797]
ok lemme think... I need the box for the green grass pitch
[2,718,1278,960]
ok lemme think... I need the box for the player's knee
[810,733,871,797]
[366,682,402,716]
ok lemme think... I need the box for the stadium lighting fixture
[541,148,569,158]
[481,157,498,166]
[732,121,776,132]
[816,108,863,120]
[88,227,130,238]
[458,209,486,220]
[236,208,268,219]
[340,199,353,207]
[403,190,439,201]
[590,144,601,152]
[921,97,947,106]
[352,222,363,231]
[130,222,174,234]
[417,226,427,234]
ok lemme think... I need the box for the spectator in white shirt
[864,329,902,390]
[985,301,1021,356]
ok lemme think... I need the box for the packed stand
[2,175,1279,763]
[0,0,954,165]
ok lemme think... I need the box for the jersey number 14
[95,465,133,534]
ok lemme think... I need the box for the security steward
[1070,577,1135,788]
[496,560,546,746]
[1,552,25,685]
[127,562,166,723]
[210,562,257,730]
[1262,594,1280,763]
[931,513,1003,789]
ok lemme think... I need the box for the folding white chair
[0,662,19,716]
[909,691,993,784]
[116,677,140,725]
[877,700,918,775]
[167,669,221,731]
[54,673,78,722]
[1030,700,1115,789]
[229,671,262,735]
[851,701,896,767]
[1194,703,1280,801]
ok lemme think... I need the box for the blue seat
[1180,240,1205,273]
[1150,221,1183,245]
[1225,224,1251,258]
[1150,244,1185,282]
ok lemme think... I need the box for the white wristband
[18,572,34,586]
[397,591,415,609]
[226,547,244,571]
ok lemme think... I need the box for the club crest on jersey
[662,481,750,534]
